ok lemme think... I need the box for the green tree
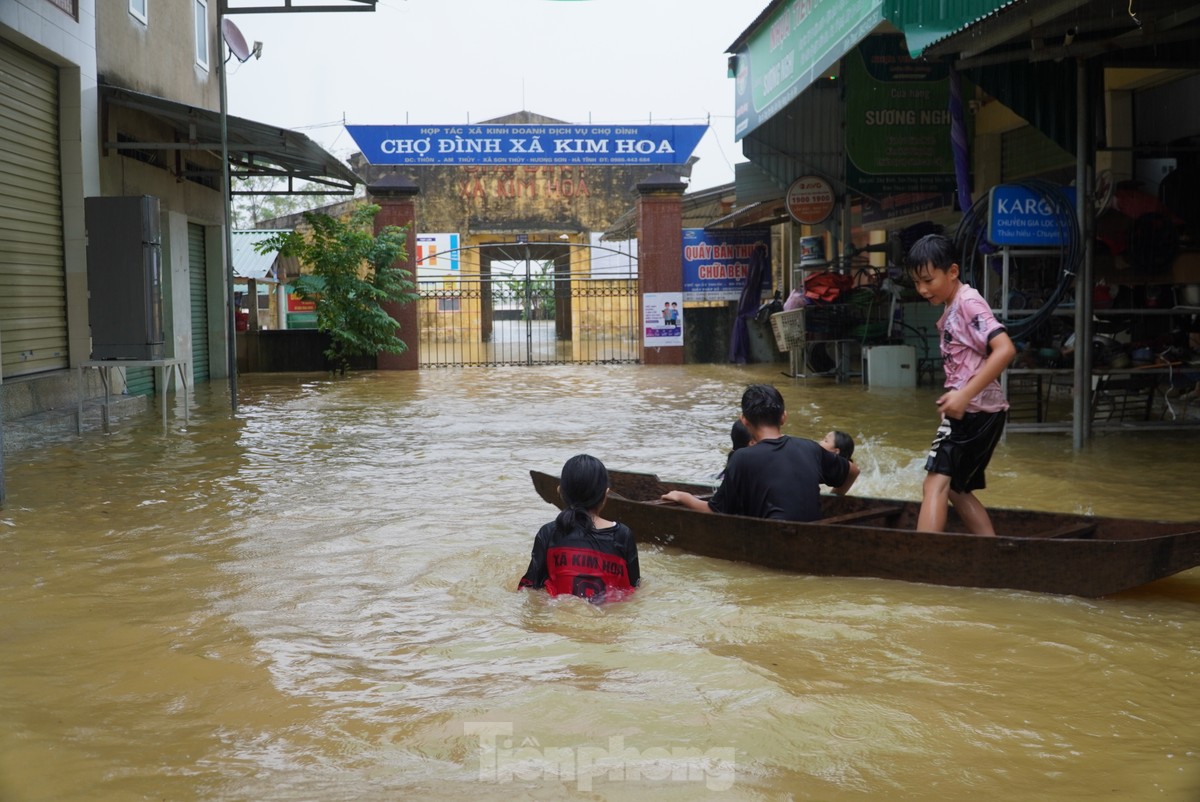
[256,204,416,373]
[500,260,556,321]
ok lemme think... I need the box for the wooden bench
[821,505,904,526]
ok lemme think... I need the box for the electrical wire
[953,179,1083,341]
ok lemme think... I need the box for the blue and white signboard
[347,124,707,166]
[987,185,1077,247]
[682,228,771,302]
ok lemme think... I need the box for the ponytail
[555,505,594,534]
[554,454,609,535]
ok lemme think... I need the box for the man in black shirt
[662,384,858,521]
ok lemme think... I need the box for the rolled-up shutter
[188,223,210,383]
[0,40,67,378]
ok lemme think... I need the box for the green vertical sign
[845,35,958,196]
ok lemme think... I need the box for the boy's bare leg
[948,490,996,535]
[918,473,952,532]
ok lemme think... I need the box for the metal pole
[524,247,533,366]
[1079,60,1096,445]
[218,11,239,414]
[1072,58,1093,449]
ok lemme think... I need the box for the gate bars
[415,241,641,367]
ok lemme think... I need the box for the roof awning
[100,84,360,194]
[703,201,790,231]
[230,230,300,282]
[914,0,1200,66]
[601,182,736,241]
[728,2,886,140]
[883,0,1020,59]
[728,1,1019,139]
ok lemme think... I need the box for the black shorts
[925,410,1007,493]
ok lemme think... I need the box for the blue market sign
[682,228,771,302]
[347,124,708,166]
[987,184,1077,247]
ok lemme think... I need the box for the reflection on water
[1,364,1199,801]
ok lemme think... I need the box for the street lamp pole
[218,9,239,415]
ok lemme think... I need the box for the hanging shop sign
[845,34,956,197]
[785,175,836,225]
[987,185,1077,247]
[347,124,707,166]
[732,0,884,140]
[682,228,772,302]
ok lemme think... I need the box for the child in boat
[663,384,858,521]
[905,233,1015,535]
[518,454,640,603]
[716,419,754,480]
[819,430,855,461]
[818,431,856,495]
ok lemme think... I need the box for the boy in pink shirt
[905,234,1016,534]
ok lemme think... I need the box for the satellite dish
[221,18,253,63]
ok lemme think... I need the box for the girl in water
[519,454,640,603]
[819,430,855,462]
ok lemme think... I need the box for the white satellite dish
[221,18,254,63]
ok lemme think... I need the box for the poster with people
[643,292,683,348]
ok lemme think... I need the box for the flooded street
[2,364,1199,801]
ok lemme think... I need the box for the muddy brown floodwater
[2,364,1198,801]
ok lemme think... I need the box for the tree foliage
[499,261,556,321]
[256,204,416,373]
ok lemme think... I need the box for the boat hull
[530,470,1200,597]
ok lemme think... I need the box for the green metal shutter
[123,366,154,396]
[188,223,210,383]
[0,40,68,378]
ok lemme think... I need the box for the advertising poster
[416,233,461,283]
[644,291,683,348]
[682,228,771,302]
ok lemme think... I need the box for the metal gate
[417,241,640,367]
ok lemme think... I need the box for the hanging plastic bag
[782,288,807,311]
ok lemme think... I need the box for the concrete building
[1,0,360,459]
[716,1,1200,441]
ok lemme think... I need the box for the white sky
[223,0,754,192]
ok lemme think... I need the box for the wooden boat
[529,469,1200,597]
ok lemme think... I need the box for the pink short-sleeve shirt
[938,284,1009,413]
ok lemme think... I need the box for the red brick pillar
[368,176,420,370]
[636,172,687,366]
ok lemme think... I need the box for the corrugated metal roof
[883,0,1020,57]
[231,230,288,282]
[100,84,361,193]
[601,182,736,242]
